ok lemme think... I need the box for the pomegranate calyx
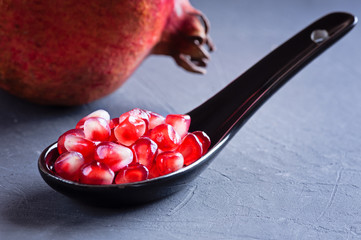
[152,3,214,74]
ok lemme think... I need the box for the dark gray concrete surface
[1,1,361,239]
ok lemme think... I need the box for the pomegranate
[57,129,96,161]
[165,114,191,139]
[0,0,214,105]
[57,129,86,154]
[94,141,133,172]
[54,151,85,182]
[49,108,211,184]
[83,117,111,141]
[114,116,147,146]
[147,111,166,129]
[115,163,149,184]
[177,133,203,166]
[155,151,184,176]
[132,137,158,169]
[192,131,211,153]
[80,161,115,185]
[76,109,111,129]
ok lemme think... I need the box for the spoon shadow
[1,185,187,228]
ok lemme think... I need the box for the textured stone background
[1,1,361,239]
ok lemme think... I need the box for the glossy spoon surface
[38,12,357,206]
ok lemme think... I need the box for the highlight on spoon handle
[188,12,357,147]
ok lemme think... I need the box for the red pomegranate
[0,0,213,105]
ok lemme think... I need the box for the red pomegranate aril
[147,111,165,129]
[94,142,133,172]
[119,108,150,128]
[149,124,181,151]
[62,134,96,160]
[178,133,203,166]
[109,118,120,129]
[193,131,211,154]
[132,137,158,169]
[54,151,85,182]
[58,128,85,154]
[108,118,120,142]
[76,109,110,129]
[83,117,111,141]
[79,161,114,185]
[114,163,149,184]
[142,129,152,138]
[109,128,117,142]
[165,114,191,139]
[156,151,184,176]
[114,116,147,146]
[148,164,161,179]
[53,108,211,184]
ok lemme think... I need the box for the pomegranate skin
[0,0,213,105]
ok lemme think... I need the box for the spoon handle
[188,12,357,147]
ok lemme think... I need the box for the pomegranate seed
[58,129,85,154]
[79,161,114,185]
[83,117,111,141]
[148,164,161,179]
[193,131,211,154]
[149,124,181,151]
[147,111,165,129]
[109,118,120,129]
[109,128,117,142]
[62,134,96,160]
[155,151,184,176]
[54,152,85,182]
[94,141,133,172]
[53,108,211,185]
[109,119,120,142]
[114,163,149,184]
[76,109,110,129]
[178,133,203,166]
[142,129,152,138]
[114,116,147,146]
[131,137,158,168]
[165,114,191,139]
[119,108,150,128]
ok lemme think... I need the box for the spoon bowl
[38,12,357,206]
[39,140,223,205]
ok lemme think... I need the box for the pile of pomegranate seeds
[53,109,210,185]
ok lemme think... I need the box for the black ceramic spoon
[38,12,357,206]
